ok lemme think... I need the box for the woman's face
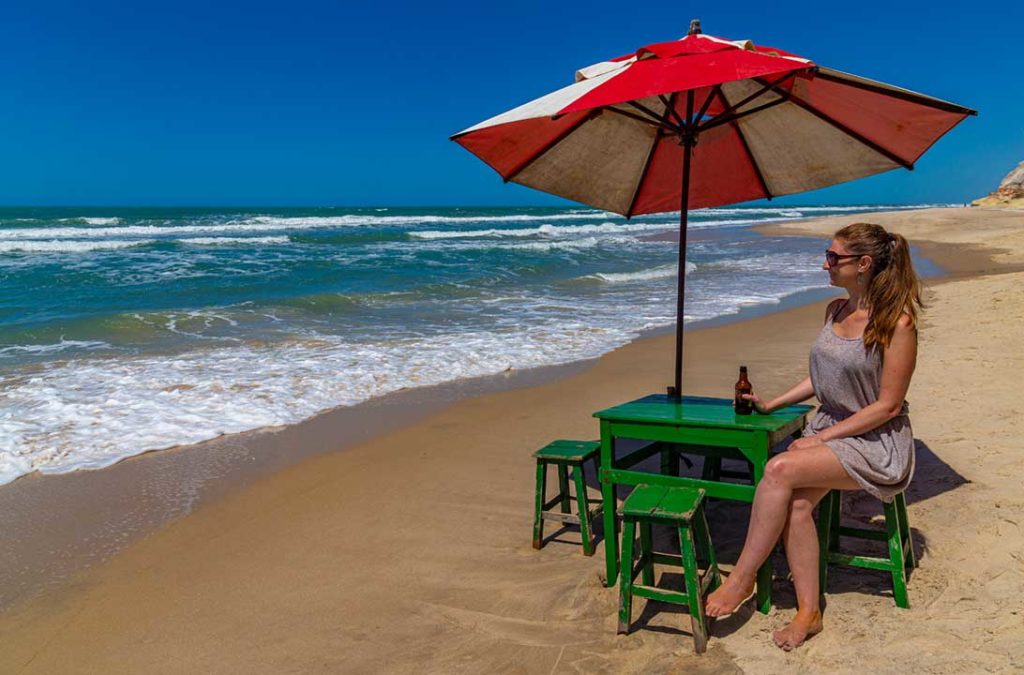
[824,238,870,290]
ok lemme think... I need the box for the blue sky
[0,0,1019,206]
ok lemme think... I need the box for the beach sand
[1,207,1022,673]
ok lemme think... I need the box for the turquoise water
[0,204,948,483]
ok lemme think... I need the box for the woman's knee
[764,455,794,485]
[788,496,816,521]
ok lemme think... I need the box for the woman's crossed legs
[705,438,860,649]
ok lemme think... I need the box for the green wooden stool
[532,440,603,556]
[617,484,721,654]
[817,490,917,608]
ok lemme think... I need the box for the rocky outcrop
[972,161,1024,207]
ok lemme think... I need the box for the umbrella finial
[688,19,702,35]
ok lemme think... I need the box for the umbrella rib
[753,77,914,170]
[626,93,678,218]
[698,72,800,131]
[605,106,682,136]
[503,110,600,183]
[714,87,773,200]
[698,95,790,132]
[693,87,717,124]
[658,94,687,127]
[812,70,978,117]
[625,100,683,132]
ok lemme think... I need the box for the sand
[1,207,1022,673]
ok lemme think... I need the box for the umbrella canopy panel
[453,33,974,216]
[451,26,975,395]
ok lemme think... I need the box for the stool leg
[896,492,917,569]
[680,524,710,654]
[639,521,655,586]
[572,463,594,556]
[618,518,637,634]
[557,464,572,514]
[885,499,910,609]
[532,459,546,550]
[817,490,836,595]
[695,504,722,592]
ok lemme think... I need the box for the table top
[593,394,814,432]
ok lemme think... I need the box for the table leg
[600,421,619,587]
[750,435,772,614]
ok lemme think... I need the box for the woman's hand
[788,436,821,452]
[741,392,773,415]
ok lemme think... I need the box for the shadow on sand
[536,436,968,629]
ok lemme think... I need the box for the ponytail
[834,223,922,351]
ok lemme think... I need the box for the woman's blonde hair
[835,222,922,351]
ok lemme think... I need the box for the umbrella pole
[673,97,695,399]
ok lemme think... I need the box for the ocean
[0,205,948,484]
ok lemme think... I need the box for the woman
[704,223,921,650]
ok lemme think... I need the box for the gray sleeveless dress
[803,300,915,502]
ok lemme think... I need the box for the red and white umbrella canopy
[452,27,975,216]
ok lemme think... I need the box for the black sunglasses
[825,250,860,266]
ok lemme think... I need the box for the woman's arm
[815,314,917,442]
[760,377,815,413]
[744,376,815,413]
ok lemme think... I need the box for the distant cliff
[972,161,1024,207]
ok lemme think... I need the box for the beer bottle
[734,366,753,415]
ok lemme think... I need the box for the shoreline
[0,207,1015,612]
[0,271,845,611]
[2,206,1023,672]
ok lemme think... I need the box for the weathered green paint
[817,489,914,609]
[603,468,755,502]
[616,486,720,654]
[630,584,690,604]
[594,395,811,434]
[638,522,655,586]
[573,465,595,556]
[895,492,917,569]
[532,459,546,550]
[600,420,619,587]
[595,394,811,616]
[533,439,602,461]
[557,465,571,514]
[884,498,910,609]
[532,440,603,555]
[617,484,703,522]
[617,518,636,634]
[680,524,710,654]
[694,506,722,594]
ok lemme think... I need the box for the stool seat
[533,439,601,462]
[618,484,703,523]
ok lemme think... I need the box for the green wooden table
[594,394,813,614]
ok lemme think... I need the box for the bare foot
[772,610,823,651]
[705,574,755,618]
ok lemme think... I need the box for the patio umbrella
[451,20,975,395]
